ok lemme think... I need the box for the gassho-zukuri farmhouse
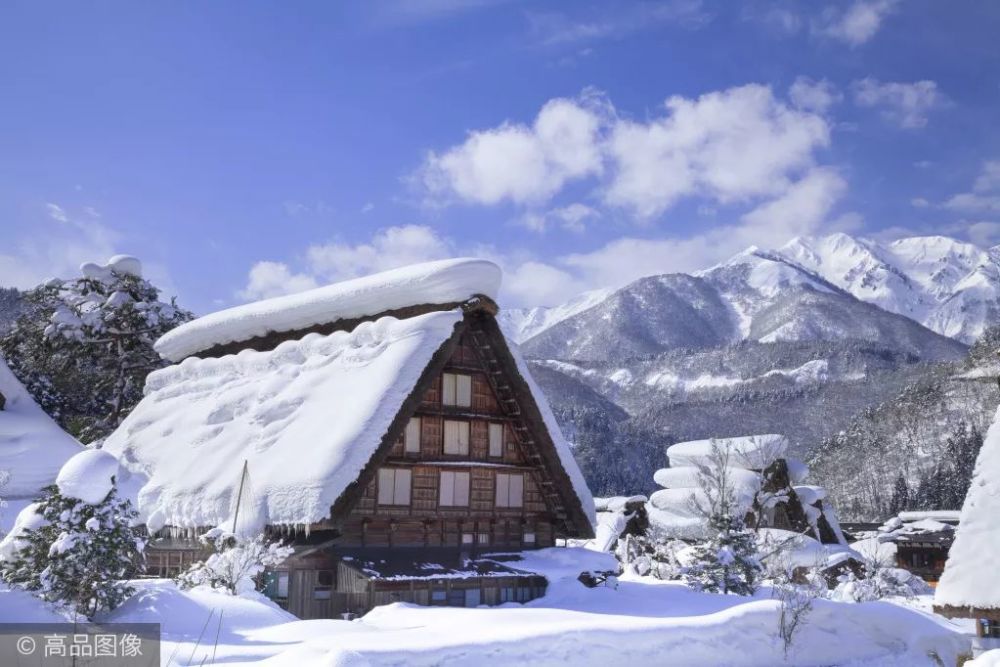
[102,258,596,618]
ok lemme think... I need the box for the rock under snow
[55,449,119,504]
[155,258,502,362]
[0,502,45,560]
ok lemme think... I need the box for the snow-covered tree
[681,442,763,595]
[0,451,144,619]
[0,256,191,441]
[176,530,292,596]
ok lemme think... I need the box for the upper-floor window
[377,468,411,506]
[442,372,472,407]
[488,423,504,457]
[404,417,421,453]
[495,473,524,508]
[439,470,470,506]
[443,420,470,455]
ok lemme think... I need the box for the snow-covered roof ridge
[154,258,502,362]
[935,404,1000,615]
[0,354,84,499]
[666,434,788,470]
[105,310,466,531]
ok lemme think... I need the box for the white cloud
[238,261,319,301]
[361,202,375,214]
[788,76,842,113]
[46,203,70,223]
[526,2,709,46]
[306,225,453,281]
[852,78,943,129]
[910,197,930,208]
[605,84,829,219]
[944,161,1000,213]
[418,96,604,206]
[816,0,897,46]
[963,221,1000,248]
[513,202,598,233]
[504,261,580,306]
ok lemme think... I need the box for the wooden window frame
[377,468,412,506]
[442,372,472,408]
[439,470,471,507]
[488,422,504,458]
[495,473,524,508]
[404,416,421,454]
[443,419,470,456]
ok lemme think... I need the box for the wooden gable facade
[144,298,594,619]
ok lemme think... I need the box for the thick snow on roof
[0,355,83,499]
[104,310,464,530]
[666,434,788,470]
[935,404,1000,612]
[898,510,961,524]
[155,258,502,362]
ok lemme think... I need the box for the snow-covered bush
[680,443,763,595]
[0,451,144,619]
[830,566,930,602]
[176,531,292,596]
[615,533,687,580]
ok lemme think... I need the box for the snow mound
[104,311,464,530]
[935,404,1000,613]
[666,434,788,470]
[0,502,45,560]
[155,258,502,362]
[0,584,68,623]
[0,354,83,499]
[80,254,143,280]
[55,449,119,504]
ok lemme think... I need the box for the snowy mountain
[499,288,612,343]
[521,247,965,362]
[778,233,1000,344]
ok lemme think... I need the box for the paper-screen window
[404,417,421,453]
[488,423,504,457]
[442,373,472,407]
[377,468,411,506]
[439,471,470,506]
[443,420,470,455]
[495,473,524,508]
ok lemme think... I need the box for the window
[448,589,466,607]
[488,423,504,457]
[461,533,474,545]
[477,533,490,545]
[439,471,470,506]
[522,532,536,545]
[442,373,472,407]
[404,417,421,453]
[431,589,447,603]
[443,420,470,455]
[377,468,411,506]
[495,473,524,508]
[500,586,515,603]
[263,571,289,600]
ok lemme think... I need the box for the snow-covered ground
[2,547,970,666]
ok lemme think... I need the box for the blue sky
[2,0,999,313]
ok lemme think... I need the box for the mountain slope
[779,233,1000,343]
[522,248,966,363]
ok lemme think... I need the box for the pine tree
[0,482,145,619]
[0,258,191,441]
[888,473,910,515]
[680,441,763,595]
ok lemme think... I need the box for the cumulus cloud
[417,96,605,206]
[852,78,943,129]
[605,84,829,219]
[816,0,897,46]
[238,261,319,301]
[788,76,842,113]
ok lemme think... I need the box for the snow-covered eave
[154,258,502,362]
[933,603,1000,622]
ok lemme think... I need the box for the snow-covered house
[103,259,595,618]
[934,406,1000,654]
[0,354,83,534]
